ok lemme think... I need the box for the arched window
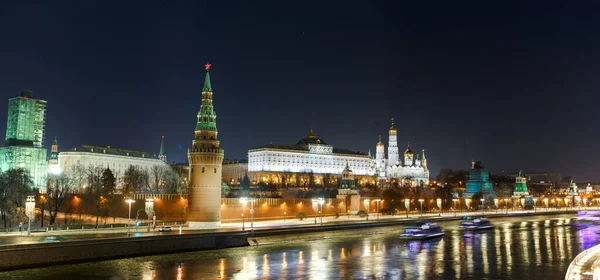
[214,167,217,173]
[202,167,205,173]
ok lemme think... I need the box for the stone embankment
[0,231,249,271]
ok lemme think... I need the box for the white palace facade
[55,143,169,188]
[247,129,377,186]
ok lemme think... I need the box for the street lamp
[374,199,381,220]
[480,198,485,214]
[240,197,248,230]
[544,198,549,211]
[318,198,325,225]
[418,199,424,216]
[249,199,255,230]
[364,199,370,220]
[145,198,154,232]
[436,198,442,217]
[312,199,318,224]
[465,198,471,213]
[493,198,499,213]
[25,196,35,237]
[405,198,410,218]
[452,199,458,217]
[125,199,135,236]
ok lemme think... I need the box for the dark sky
[1,1,599,180]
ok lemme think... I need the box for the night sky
[1,1,599,180]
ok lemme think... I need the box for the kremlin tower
[387,118,399,166]
[187,63,225,228]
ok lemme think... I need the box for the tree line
[0,163,188,229]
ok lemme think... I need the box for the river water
[1,214,598,279]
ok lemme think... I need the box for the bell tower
[187,63,225,228]
[387,118,399,166]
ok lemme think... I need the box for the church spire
[203,63,212,92]
[389,118,397,131]
[159,136,166,162]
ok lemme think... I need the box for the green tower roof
[159,136,165,156]
[203,63,212,92]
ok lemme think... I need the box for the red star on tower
[204,63,211,71]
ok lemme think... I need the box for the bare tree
[86,166,116,228]
[0,169,33,228]
[150,165,166,194]
[47,173,75,225]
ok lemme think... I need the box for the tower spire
[203,63,212,92]
[159,136,167,162]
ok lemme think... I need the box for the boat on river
[399,221,444,240]
[459,216,494,230]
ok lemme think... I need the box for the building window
[202,167,205,173]
[214,167,217,173]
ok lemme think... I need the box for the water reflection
[1,215,598,279]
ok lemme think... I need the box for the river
[1,214,597,279]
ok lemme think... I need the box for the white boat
[400,221,445,240]
[459,216,494,230]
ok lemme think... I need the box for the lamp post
[418,199,424,216]
[364,199,370,221]
[240,197,248,230]
[125,199,135,237]
[283,211,286,222]
[250,199,255,230]
[312,199,318,224]
[374,199,381,220]
[480,198,485,214]
[436,198,442,217]
[544,198,549,211]
[505,198,509,214]
[25,196,35,237]
[452,199,457,217]
[493,198,499,213]
[405,198,410,218]
[145,198,154,232]
[318,198,325,225]
[465,198,471,213]
[533,198,538,213]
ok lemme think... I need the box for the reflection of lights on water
[533,227,541,266]
[141,261,156,280]
[340,248,346,260]
[482,231,488,274]
[407,241,421,253]
[177,262,183,280]
[262,254,269,278]
[328,249,332,261]
[504,224,512,273]
[219,259,225,279]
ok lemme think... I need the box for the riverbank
[0,210,577,271]
[0,231,250,271]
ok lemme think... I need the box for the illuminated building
[59,144,168,188]
[513,170,529,196]
[247,128,377,186]
[0,90,48,190]
[374,118,430,186]
[222,159,248,186]
[337,162,360,214]
[187,63,224,228]
[48,137,60,174]
[463,160,496,198]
